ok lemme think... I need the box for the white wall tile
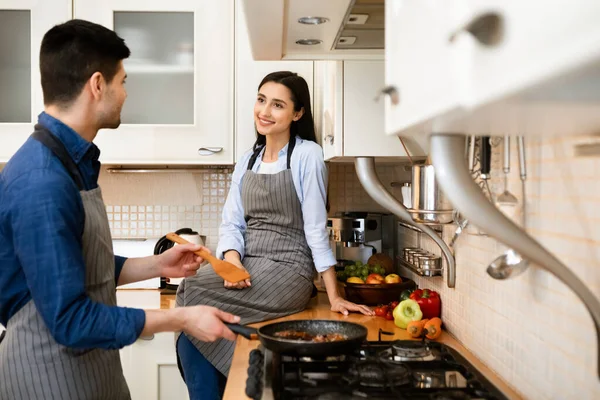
[397,136,600,399]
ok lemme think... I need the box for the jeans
[177,334,227,400]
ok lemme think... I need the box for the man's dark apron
[0,127,130,400]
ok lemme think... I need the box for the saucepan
[225,320,368,356]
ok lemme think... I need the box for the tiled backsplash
[99,163,402,248]
[99,167,232,249]
[398,136,600,400]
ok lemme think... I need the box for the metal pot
[409,164,454,224]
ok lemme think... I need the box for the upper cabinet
[314,59,422,161]
[384,0,600,140]
[234,0,314,161]
[74,0,234,164]
[0,0,72,162]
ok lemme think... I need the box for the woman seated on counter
[175,71,373,400]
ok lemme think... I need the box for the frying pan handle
[225,323,258,340]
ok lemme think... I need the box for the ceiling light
[295,39,322,45]
[298,16,329,25]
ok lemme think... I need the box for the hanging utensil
[166,232,251,283]
[480,136,493,198]
[486,136,530,280]
[497,136,518,206]
[517,136,528,229]
[468,135,476,173]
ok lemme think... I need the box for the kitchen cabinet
[73,0,234,164]
[314,60,419,161]
[234,0,314,161]
[120,332,189,400]
[384,0,600,140]
[383,1,462,152]
[0,0,71,162]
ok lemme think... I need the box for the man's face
[99,61,127,129]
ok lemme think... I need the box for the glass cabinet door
[0,10,31,123]
[0,1,71,162]
[74,0,234,164]
[114,11,194,124]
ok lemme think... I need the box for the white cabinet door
[343,60,413,157]
[120,332,189,400]
[0,0,71,162]
[464,0,600,107]
[313,61,343,161]
[74,0,234,165]
[234,0,313,161]
[384,0,464,149]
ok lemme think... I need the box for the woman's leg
[177,334,227,400]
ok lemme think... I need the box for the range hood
[240,0,384,60]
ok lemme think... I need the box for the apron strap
[31,125,85,191]
[247,136,297,171]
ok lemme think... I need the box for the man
[0,19,239,400]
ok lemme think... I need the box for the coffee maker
[327,212,395,264]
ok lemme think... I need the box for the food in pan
[273,330,348,342]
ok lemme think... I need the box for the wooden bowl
[342,278,417,305]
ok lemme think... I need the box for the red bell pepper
[409,289,441,319]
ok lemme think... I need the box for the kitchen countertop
[139,291,520,399]
[222,293,522,400]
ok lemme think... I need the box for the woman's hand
[223,251,252,289]
[330,297,374,316]
[320,266,373,316]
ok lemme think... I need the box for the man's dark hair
[40,19,130,106]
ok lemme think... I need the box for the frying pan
[225,320,368,356]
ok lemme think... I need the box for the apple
[384,274,402,284]
[365,273,385,284]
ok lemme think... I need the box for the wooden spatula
[166,232,251,283]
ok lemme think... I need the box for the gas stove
[245,338,507,400]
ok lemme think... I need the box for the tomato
[388,301,399,310]
[374,305,389,317]
[385,310,394,320]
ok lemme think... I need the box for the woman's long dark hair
[253,71,317,151]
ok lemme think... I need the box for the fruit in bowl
[336,261,403,285]
[365,273,385,284]
[346,276,365,284]
[384,274,402,284]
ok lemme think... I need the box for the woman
[176,71,373,399]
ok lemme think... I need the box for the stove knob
[245,349,264,400]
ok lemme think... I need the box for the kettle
[154,227,206,290]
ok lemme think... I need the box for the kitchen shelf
[397,257,443,278]
[125,64,193,74]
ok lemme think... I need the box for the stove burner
[379,340,436,362]
[346,360,410,388]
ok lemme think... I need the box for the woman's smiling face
[254,81,303,138]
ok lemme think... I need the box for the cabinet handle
[198,147,224,156]
[374,86,400,105]
[139,334,154,341]
[324,135,335,145]
[449,12,504,46]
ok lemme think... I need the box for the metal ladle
[487,136,530,279]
